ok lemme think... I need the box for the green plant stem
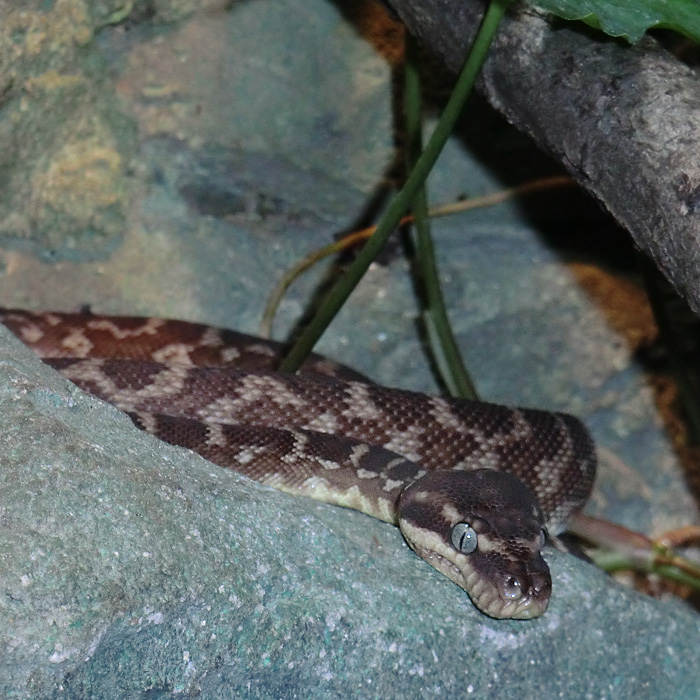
[404,34,478,400]
[278,0,514,373]
[590,551,700,592]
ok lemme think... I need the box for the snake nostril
[531,571,552,598]
[503,576,524,600]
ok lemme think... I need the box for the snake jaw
[399,524,552,619]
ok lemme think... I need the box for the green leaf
[531,0,700,44]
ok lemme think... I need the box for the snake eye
[451,523,478,554]
[538,529,547,549]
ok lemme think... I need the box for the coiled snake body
[0,308,596,619]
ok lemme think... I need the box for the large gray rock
[1,326,699,699]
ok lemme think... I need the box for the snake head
[398,469,551,620]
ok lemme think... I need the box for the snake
[0,308,596,620]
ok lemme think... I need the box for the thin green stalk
[404,34,478,400]
[279,0,514,373]
[590,552,700,592]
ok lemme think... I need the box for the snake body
[0,308,596,619]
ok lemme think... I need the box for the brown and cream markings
[0,308,596,619]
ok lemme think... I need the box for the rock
[1,328,698,699]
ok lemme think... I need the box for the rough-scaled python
[0,308,596,620]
